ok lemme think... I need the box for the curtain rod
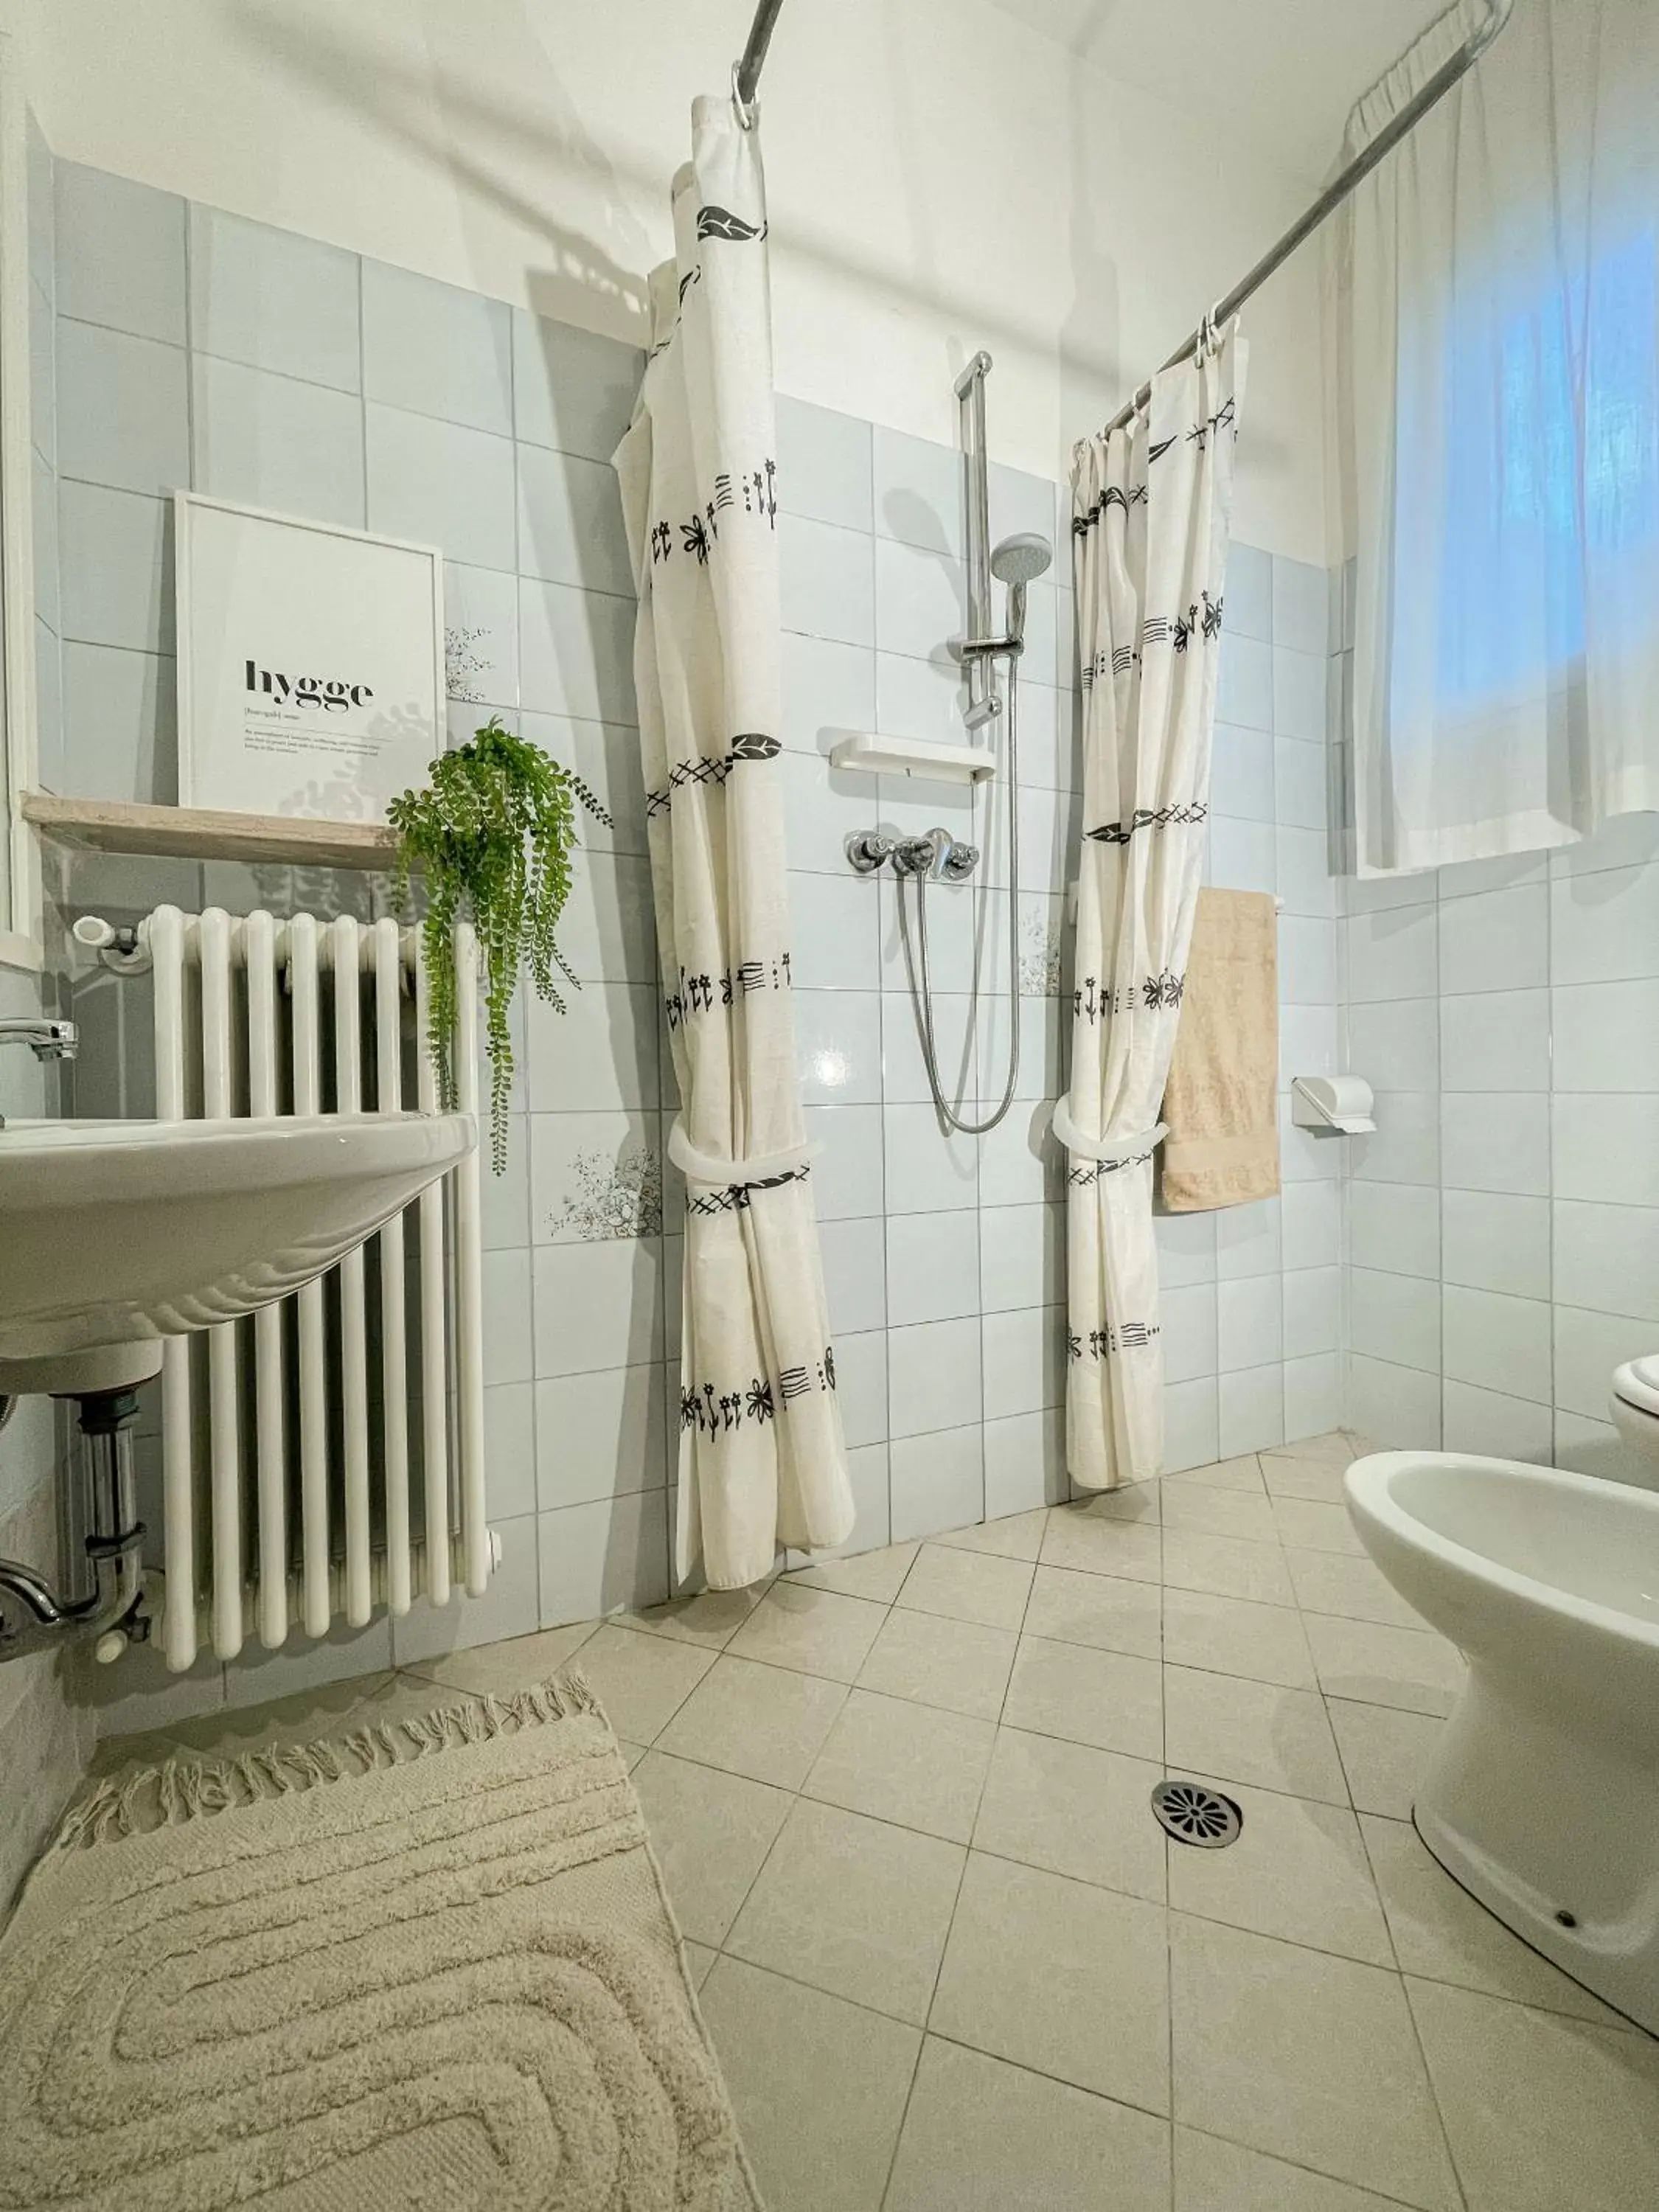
[1101,0,1514,437]
[733,0,785,124]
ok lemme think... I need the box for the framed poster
[175,494,445,824]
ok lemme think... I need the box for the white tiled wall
[1335,562,1659,1470]
[35,154,1344,1722]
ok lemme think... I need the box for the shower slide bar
[77,904,489,1674]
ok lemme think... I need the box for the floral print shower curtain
[613,96,855,1588]
[1061,327,1247,1489]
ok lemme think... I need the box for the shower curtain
[1061,326,1246,1489]
[613,96,855,1590]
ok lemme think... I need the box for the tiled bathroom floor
[91,1430,1659,2210]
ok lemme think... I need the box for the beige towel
[1161,886,1281,1211]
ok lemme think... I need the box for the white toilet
[1345,1449,1659,2036]
[1610,1355,1659,1484]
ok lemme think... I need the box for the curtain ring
[1197,305,1222,363]
[731,60,758,131]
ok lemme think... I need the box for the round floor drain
[1152,1779,1242,1848]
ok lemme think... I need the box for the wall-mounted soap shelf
[827,732,994,785]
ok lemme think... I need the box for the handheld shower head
[990,532,1054,587]
[990,532,1052,647]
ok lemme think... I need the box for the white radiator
[134,904,490,1672]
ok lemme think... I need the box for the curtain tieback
[1049,1098,1167,1166]
[667,1117,821,1189]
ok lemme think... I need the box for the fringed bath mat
[0,1674,762,2210]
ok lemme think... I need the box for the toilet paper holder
[1291,1074,1375,1135]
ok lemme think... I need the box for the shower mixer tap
[844,829,978,881]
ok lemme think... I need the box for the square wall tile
[888,1319,982,1441]
[981,1306,1065,1420]
[780,514,875,647]
[538,1488,667,1622]
[512,310,643,460]
[1157,1208,1219,1288]
[192,355,365,529]
[1553,1198,1659,1323]
[1271,554,1329,656]
[362,260,512,434]
[1439,990,1550,1092]
[889,1424,985,1542]
[1218,1279,1282,1372]
[1439,882,1548,995]
[1347,1091,1439,1188]
[795,990,883,1107]
[804,1102,885,1222]
[888,1207,980,1327]
[835,1331,889,1450]
[1441,1093,1551,1197]
[1280,1180,1340,1271]
[58,482,170,653]
[782,633,876,755]
[1346,997,1439,1091]
[1225,543,1273,641]
[56,319,188,498]
[189,204,359,389]
[1441,1379,1554,1461]
[55,161,185,344]
[1283,1267,1340,1361]
[517,443,633,597]
[1344,905,1438,1002]
[1274,737,1327,830]
[1441,1189,1551,1301]
[873,427,963,558]
[1442,1285,1552,1405]
[366,403,515,570]
[1164,1283,1220,1385]
[1218,1366,1285,1456]
[518,578,636,723]
[1210,723,1274,822]
[517,710,644,851]
[874,536,964,664]
[1349,1266,1439,1374]
[1209,814,1276,895]
[1551,978,1659,1092]
[1346,1354,1442,1450]
[777,396,872,532]
[1554,1304,1657,1421]
[1217,634,1273,731]
[983,1407,1067,1516]
[1551,862,1659,984]
[1284,1352,1342,1439]
[535,1363,668,1508]
[60,641,175,804]
[532,1238,661,1377]
[820,1217,888,1335]
[1272,648,1326,742]
[1552,1095,1659,1209]
[1349,1179,1439,1280]
[444,560,518,711]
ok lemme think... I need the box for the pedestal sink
[0,1112,476,1396]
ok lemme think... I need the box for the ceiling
[984,0,1453,181]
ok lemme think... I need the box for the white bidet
[1345,1450,1659,2035]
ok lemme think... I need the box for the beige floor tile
[625,1586,762,1648]
[550,1621,714,1744]
[787,1541,920,1603]
[1360,1815,1621,2024]
[630,1748,791,1946]
[886,2037,1172,2212]
[682,1939,716,1989]
[933,1509,1048,1562]
[1164,1666,1347,1805]
[1175,2126,1410,2209]
[1086,1478,1163,1523]
[1270,1496,1366,1556]
[616,1739,647,1771]
[1161,1484,1279,1545]
[973,1725,1166,1902]
[855,1607,1017,1722]
[1163,1528,1295,1607]
[1161,1587,1315,1690]
[655,1652,846,1787]
[896,1542,1034,1632]
[931,1851,1171,2112]
[1304,1615,1464,1718]
[726,1582,888,1682]
[1040,1503,1164,1583]
[402,1619,597,1694]
[1259,1453,1350,1504]
[1284,1547,1427,1630]
[1165,1452,1267,1495]
[1326,1699,1441,1819]
[700,1955,920,2212]
[1167,1780,1391,1966]
[1171,1915,1459,2209]
[804,1687,995,1844]
[1023,1562,1162,1660]
[1407,1976,1659,2212]
[1004,1634,1164,1760]
[726,1797,964,2025]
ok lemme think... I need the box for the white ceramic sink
[0,1113,474,1394]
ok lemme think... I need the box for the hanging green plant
[389,719,612,1173]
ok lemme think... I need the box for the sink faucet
[0,1018,77,1130]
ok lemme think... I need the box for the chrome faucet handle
[0,1018,79,1062]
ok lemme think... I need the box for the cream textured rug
[0,1675,762,2210]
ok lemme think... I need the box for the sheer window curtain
[1339,0,1659,874]
[1062,327,1245,1491]
[613,98,855,1590]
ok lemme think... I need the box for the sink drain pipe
[0,1388,147,1664]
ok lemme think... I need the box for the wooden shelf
[21,793,402,873]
